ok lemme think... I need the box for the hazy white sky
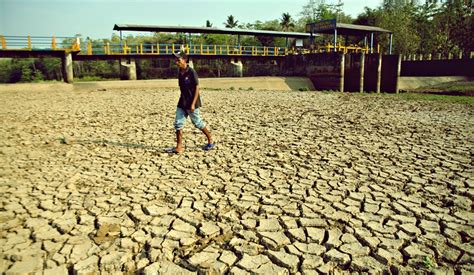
[1,0,382,39]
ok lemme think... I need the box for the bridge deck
[0,50,287,60]
[0,49,79,58]
[73,53,287,61]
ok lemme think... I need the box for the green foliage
[297,0,353,46]
[74,60,119,79]
[280,13,296,31]
[0,58,62,83]
[411,80,474,96]
[423,256,434,269]
[379,2,420,54]
[435,0,473,56]
[411,3,442,55]
[252,20,281,46]
[353,7,381,27]
[36,58,62,80]
[202,34,228,46]
[32,70,44,82]
[76,76,112,82]
[224,15,239,28]
[300,0,352,23]
[353,0,472,56]
[0,60,12,83]
[388,92,473,104]
[20,64,33,82]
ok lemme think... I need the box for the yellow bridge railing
[311,43,377,54]
[82,42,289,57]
[83,42,376,56]
[0,35,380,56]
[0,35,80,51]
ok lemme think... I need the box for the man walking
[172,51,214,153]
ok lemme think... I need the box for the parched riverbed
[0,87,473,274]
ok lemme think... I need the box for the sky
[1,0,382,39]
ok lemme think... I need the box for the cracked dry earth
[0,87,473,274]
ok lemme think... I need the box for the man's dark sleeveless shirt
[178,66,201,110]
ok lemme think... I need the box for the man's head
[173,51,187,69]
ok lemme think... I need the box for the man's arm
[190,85,200,112]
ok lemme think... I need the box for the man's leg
[175,130,184,153]
[174,108,187,153]
[201,127,213,145]
[190,109,213,145]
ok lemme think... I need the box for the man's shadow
[74,139,174,154]
[74,139,206,154]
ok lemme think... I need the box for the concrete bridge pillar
[339,53,345,92]
[376,53,382,93]
[230,58,243,77]
[120,59,137,80]
[394,54,402,94]
[359,53,365,93]
[61,52,73,83]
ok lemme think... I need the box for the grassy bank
[388,92,474,104]
[409,80,474,97]
[344,91,474,104]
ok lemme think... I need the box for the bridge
[1,23,386,79]
[1,23,379,58]
[1,22,421,93]
[0,31,303,82]
[0,36,376,60]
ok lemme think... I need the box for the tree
[377,2,420,54]
[280,13,295,31]
[332,0,352,22]
[435,0,473,56]
[206,20,213,28]
[300,0,333,22]
[20,63,33,82]
[0,60,12,83]
[250,20,285,47]
[332,0,352,23]
[411,2,442,55]
[32,70,44,82]
[299,0,352,23]
[224,15,239,28]
[353,7,380,26]
[111,33,121,43]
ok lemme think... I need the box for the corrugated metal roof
[113,24,312,39]
[316,23,392,35]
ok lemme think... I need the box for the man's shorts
[174,107,206,131]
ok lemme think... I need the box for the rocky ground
[0,87,473,274]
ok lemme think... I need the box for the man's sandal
[203,143,215,151]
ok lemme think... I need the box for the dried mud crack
[0,88,473,274]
